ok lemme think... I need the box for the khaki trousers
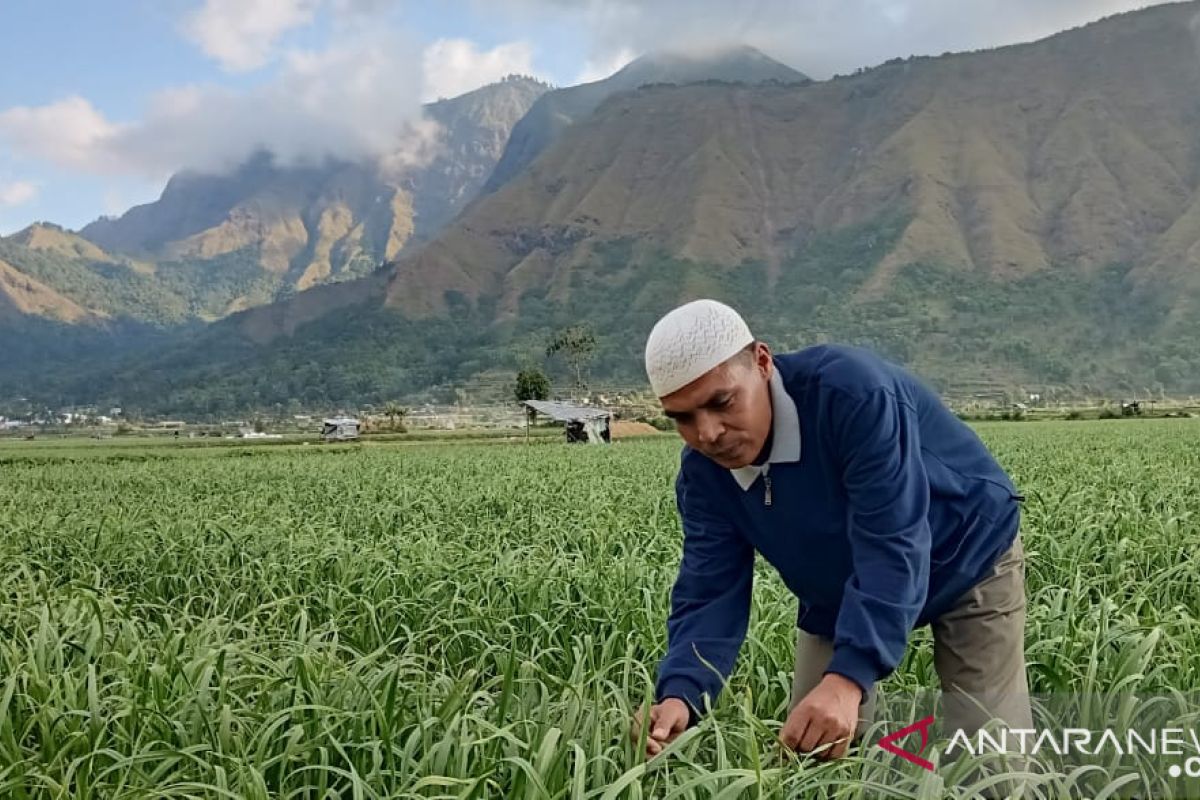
[789,535,1034,741]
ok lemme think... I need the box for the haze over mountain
[0,75,548,398]
[484,45,808,192]
[2,77,542,325]
[7,6,1200,414]
[77,76,550,303]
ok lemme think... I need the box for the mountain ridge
[9,5,1200,412]
[67,76,551,312]
[370,1,1200,323]
[483,45,808,194]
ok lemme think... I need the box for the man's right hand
[630,698,691,758]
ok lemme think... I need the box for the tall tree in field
[546,326,596,394]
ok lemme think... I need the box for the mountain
[0,222,267,324]
[351,0,1199,395]
[0,255,99,325]
[13,4,1200,413]
[483,45,808,193]
[0,77,550,406]
[0,224,114,327]
[75,76,550,311]
[0,228,193,393]
[389,3,1200,319]
[8,223,119,265]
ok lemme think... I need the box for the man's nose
[696,413,723,445]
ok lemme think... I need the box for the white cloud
[102,189,128,216]
[0,8,541,180]
[0,181,38,208]
[574,47,635,84]
[184,0,320,72]
[500,0,1172,79]
[0,97,121,172]
[421,38,541,101]
[0,31,434,179]
[330,0,401,14]
[9,0,1162,190]
[183,0,404,72]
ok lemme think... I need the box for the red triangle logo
[877,715,936,771]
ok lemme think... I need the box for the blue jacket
[655,344,1023,716]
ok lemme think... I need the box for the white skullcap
[644,299,754,397]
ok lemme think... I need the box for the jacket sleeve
[654,466,755,721]
[825,387,931,694]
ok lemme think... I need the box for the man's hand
[630,698,690,758]
[779,673,863,760]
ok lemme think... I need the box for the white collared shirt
[730,368,802,490]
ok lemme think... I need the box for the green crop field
[2,421,1199,798]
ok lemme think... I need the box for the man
[630,299,1032,761]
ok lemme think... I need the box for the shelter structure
[521,400,611,444]
[321,417,360,441]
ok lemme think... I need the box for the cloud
[183,0,320,72]
[330,0,402,15]
[421,38,541,101]
[0,181,38,208]
[102,189,127,216]
[6,0,1169,190]
[0,97,121,172]
[503,0,1172,79]
[0,31,434,179]
[1,0,544,182]
[574,47,635,84]
[182,0,402,72]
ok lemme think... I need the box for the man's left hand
[779,673,863,760]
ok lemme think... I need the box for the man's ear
[755,341,773,379]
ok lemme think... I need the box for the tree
[514,367,550,425]
[514,367,550,403]
[546,326,596,394]
[383,401,409,433]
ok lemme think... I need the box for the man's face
[659,342,774,469]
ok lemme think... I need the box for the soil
[610,421,665,439]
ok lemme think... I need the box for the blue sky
[0,0,1167,236]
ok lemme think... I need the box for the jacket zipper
[763,466,773,507]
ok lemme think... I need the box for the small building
[321,417,360,441]
[522,400,611,444]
